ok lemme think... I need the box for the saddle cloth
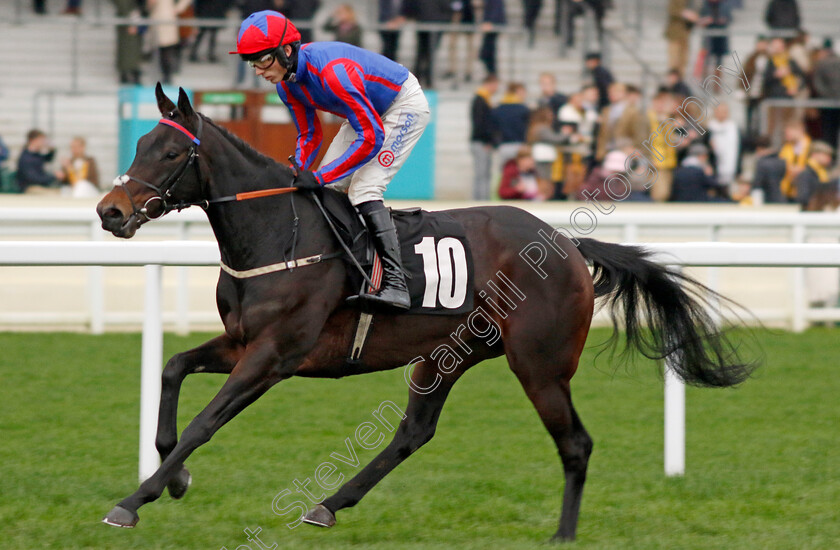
[320,190,474,315]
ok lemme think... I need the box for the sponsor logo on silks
[388,112,416,160]
[378,150,395,167]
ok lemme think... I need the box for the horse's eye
[166,152,178,160]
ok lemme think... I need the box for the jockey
[230,10,430,311]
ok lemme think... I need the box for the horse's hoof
[550,533,575,544]
[301,504,336,528]
[167,466,192,500]
[101,505,139,528]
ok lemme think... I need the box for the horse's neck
[200,132,322,270]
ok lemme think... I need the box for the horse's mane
[200,114,295,184]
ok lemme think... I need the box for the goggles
[248,53,276,70]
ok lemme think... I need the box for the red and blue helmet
[229,10,301,56]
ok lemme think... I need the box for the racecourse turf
[0,328,837,550]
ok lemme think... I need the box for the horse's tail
[575,238,756,388]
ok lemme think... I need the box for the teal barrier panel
[118,86,193,173]
[384,90,436,200]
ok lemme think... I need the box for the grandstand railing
[3,239,839,480]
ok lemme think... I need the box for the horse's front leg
[155,334,244,500]
[103,340,288,528]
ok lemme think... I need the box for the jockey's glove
[294,170,322,190]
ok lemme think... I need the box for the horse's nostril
[101,207,123,222]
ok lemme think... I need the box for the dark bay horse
[96,86,753,542]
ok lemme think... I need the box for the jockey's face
[254,45,293,84]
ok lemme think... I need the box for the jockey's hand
[294,170,322,190]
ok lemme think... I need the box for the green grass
[0,329,837,549]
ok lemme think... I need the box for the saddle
[318,189,475,316]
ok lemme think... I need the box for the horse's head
[97,84,206,238]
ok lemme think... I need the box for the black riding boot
[357,204,410,311]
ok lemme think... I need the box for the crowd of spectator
[0,130,101,197]
[12,0,840,209]
[462,0,840,209]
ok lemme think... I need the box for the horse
[96,85,754,542]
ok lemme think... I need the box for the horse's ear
[177,88,196,121]
[155,82,176,117]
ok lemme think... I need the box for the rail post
[664,261,686,478]
[139,264,163,481]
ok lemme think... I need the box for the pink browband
[159,118,201,145]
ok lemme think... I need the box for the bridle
[113,116,206,221]
[114,115,302,221]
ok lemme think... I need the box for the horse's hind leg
[155,334,243,499]
[505,323,593,543]
[515,369,593,542]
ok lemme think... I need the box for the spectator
[470,74,500,200]
[499,146,551,200]
[699,0,732,73]
[584,53,613,110]
[579,0,610,47]
[764,37,804,98]
[764,0,799,31]
[61,137,101,198]
[795,141,835,210]
[813,39,840,149]
[670,143,724,201]
[664,68,693,100]
[62,0,82,15]
[33,0,47,14]
[751,135,787,203]
[778,119,811,200]
[442,1,476,83]
[189,0,232,63]
[147,0,193,85]
[282,0,321,43]
[527,107,574,195]
[16,130,64,194]
[557,89,598,194]
[764,37,805,141]
[788,29,813,74]
[323,4,363,47]
[625,84,643,109]
[595,82,648,162]
[478,0,506,77]
[493,82,532,167]
[113,0,144,85]
[523,0,542,47]
[536,72,567,129]
[0,134,10,193]
[401,0,452,88]
[744,36,770,136]
[558,87,599,153]
[665,0,700,74]
[0,134,9,166]
[558,1,609,50]
[576,143,627,201]
[578,140,650,201]
[646,89,680,201]
[708,102,741,193]
[378,0,404,61]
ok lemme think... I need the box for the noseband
[113,116,205,220]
